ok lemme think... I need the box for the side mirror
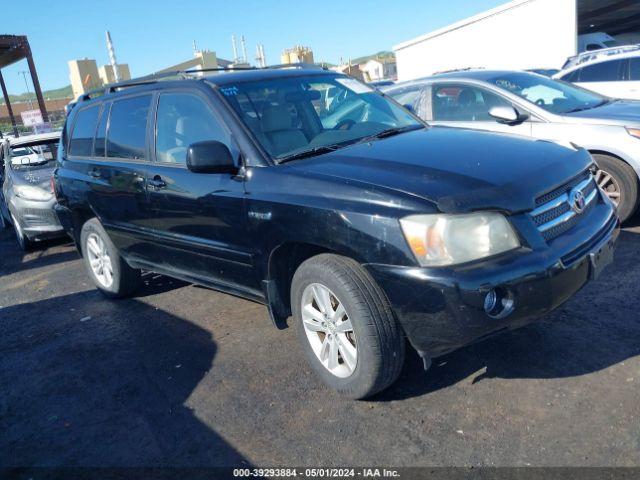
[489,106,529,125]
[186,141,237,174]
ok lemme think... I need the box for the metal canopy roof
[578,0,640,36]
[0,35,30,69]
[0,34,48,136]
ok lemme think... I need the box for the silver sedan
[384,70,640,221]
[0,132,65,250]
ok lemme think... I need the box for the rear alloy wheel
[592,154,639,222]
[11,213,31,251]
[80,218,141,298]
[86,232,114,289]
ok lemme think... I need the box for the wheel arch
[589,149,640,179]
[263,241,365,329]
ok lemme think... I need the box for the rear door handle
[148,176,167,189]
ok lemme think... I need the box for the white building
[394,0,640,81]
[361,58,397,82]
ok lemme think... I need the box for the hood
[289,127,592,214]
[12,165,55,191]
[563,99,640,126]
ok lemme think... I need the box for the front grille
[535,170,591,207]
[531,171,599,242]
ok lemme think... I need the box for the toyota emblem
[570,189,586,214]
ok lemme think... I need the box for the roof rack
[563,44,640,69]
[77,63,327,103]
[433,67,484,75]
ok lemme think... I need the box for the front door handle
[88,169,101,178]
[148,176,167,189]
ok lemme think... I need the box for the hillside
[350,50,395,65]
[0,84,72,104]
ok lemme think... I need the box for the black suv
[54,66,618,399]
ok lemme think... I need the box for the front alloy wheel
[291,254,405,399]
[301,283,357,378]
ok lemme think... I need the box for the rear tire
[593,154,639,222]
[291,254,405,399]
[80,218,141,298]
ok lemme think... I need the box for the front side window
[155,93,230,164]
[487,72,607,114]
[578,59,625,82]
[220,74,422,160]
[431,84,512,121]
[107,95,151,160]
[69,105,100,156]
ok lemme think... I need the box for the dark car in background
[54,66,618,398]
[1,132,65,250]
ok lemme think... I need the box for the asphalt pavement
[1,222,639,467]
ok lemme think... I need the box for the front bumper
[366,207,619,359]
[9,196,65,241]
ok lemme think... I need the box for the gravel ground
[0,222,639,468]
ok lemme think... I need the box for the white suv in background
[554,45,640,100]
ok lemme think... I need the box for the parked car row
[48,65,618,398]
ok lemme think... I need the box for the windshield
[9,140,59,171]
[219,74,422,160]
[486,72,607,114]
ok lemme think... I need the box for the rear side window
[69,105,100,156]
[107,95,151,160]
[578,60,624,82]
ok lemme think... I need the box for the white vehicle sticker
[336,78,374,94]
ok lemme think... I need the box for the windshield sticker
[335,78,374,94]
[220,86,239,96]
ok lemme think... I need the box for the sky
[2,0,505,96]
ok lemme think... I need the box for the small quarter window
[69,105,100,156]
[107,95,152,160]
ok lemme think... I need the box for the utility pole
[106,31,120,83]
[18,70,35,110]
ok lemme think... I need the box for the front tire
[80,218,141,298]
[291,254,405,399]
[593,154,639,222]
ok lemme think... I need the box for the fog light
[483,288,515,319]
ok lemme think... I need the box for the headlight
[626,127,640,139]
[14,185,52,202]
[400,212,520,267]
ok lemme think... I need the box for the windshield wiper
[566,99,611,113]
[355,124,425,144]
[277,145,341,163]
[276,125,425,163]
